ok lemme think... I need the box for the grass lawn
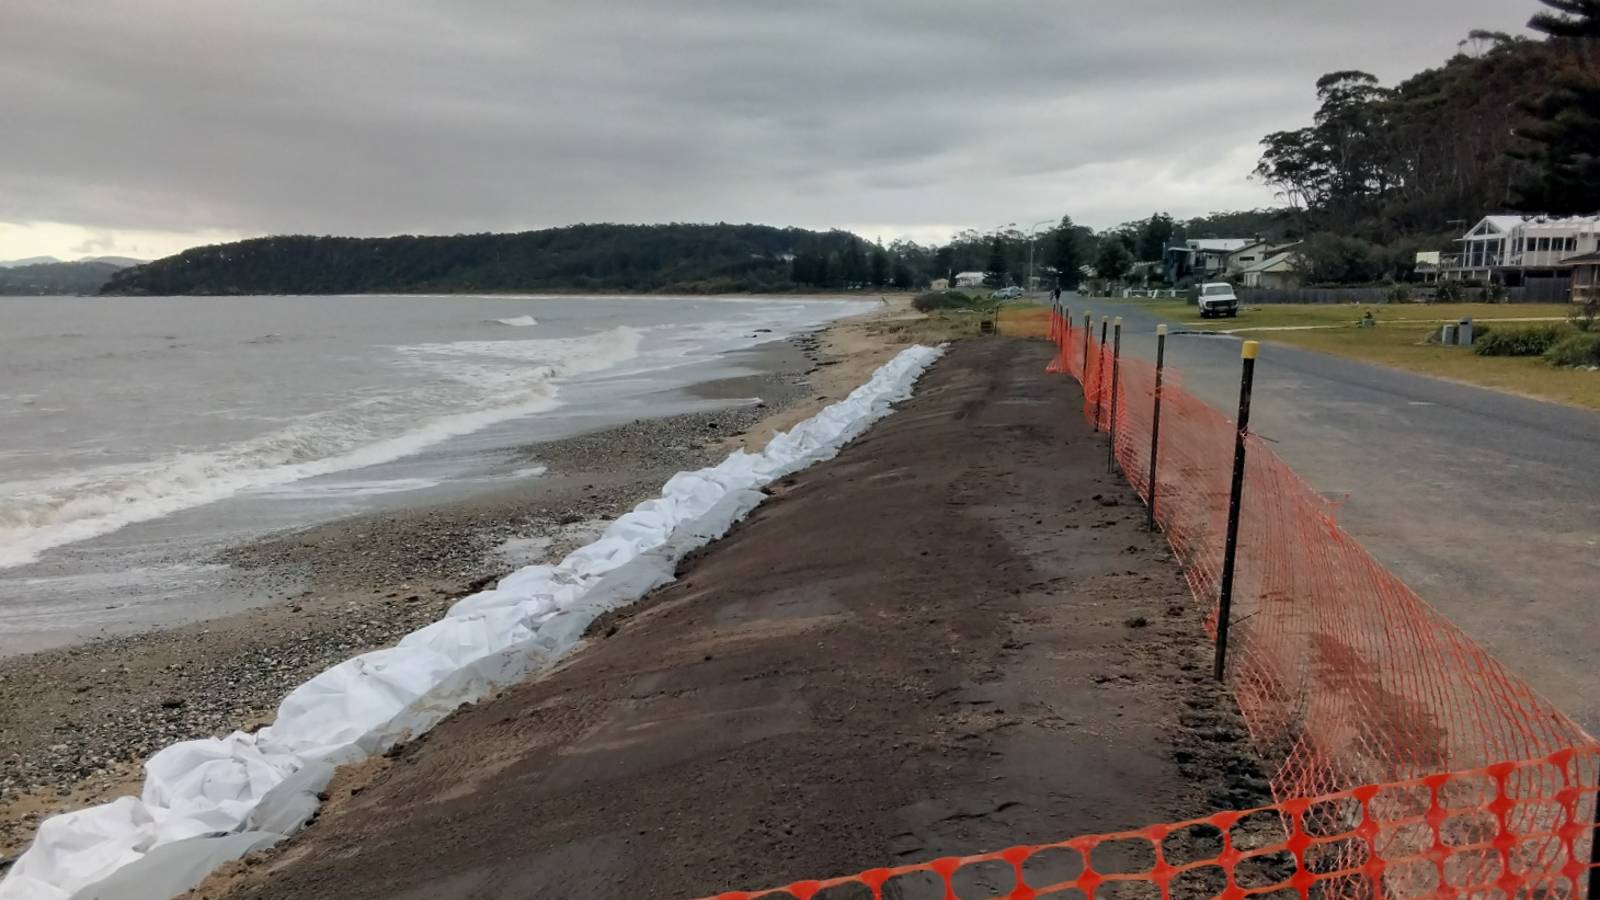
[997,304,1050,338]
[1126,299,1574,330]
[1103,299,1600,410]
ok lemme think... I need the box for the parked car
[1196,282,1239,318]
[991,286,1023,301]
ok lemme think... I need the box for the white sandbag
[0,343,943,900]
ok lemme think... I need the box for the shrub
[1433,281,1463,303]
[1544,333,1600,368]
[1569,297,1599,333]
[1471,323,1491,343]
[912,290,983,313]
[1472,324,1571,357]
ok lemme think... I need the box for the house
[1163,238,1266,282]
[1569,251,1600,305]
[1414,251,1443,283]
[1223,239,1278,276]
[1239,251,1302,290]
[953,271,987,288]
[1443,214,1600,288]
[930,278,950,291]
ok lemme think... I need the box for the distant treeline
[101,224,898,296]
[0,261,124,296]
[97,213,1306,298]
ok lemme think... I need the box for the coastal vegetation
[1249,0,1600,280]
[102,224,882,296]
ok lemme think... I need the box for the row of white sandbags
[1,343,945,900]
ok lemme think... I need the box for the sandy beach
[0,299,921,862]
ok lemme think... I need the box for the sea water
[0,294,871,652]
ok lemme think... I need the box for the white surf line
[0,344,947,900]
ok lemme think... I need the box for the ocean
[0,294,871,653]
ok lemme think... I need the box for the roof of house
[1188,239,1255,253]
[1519,214,1600,233]
[1239,251,1298,274]
[1477,215,1527,234]
[1464,214,1600,238]
[1564,250,1600,265]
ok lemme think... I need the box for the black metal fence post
[1092,316,1109,429]
[1146,324,1167,531]
[1082,313,1092,376]
[1107,317,1123,473]
[1213,340,1259,682]
[1588,787,1600,900]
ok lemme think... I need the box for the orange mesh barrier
[707,748,1600,900]
[697,311,1596,900]
[1040,307,1591,802]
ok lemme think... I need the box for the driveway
[1066,297,1600,734]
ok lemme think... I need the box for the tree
[1136,213,1177,261]
[1513,78,1600,212]
[1529,0,1600,38]
[869,246,890,287]
[841,243,867,287]
[933,246,955,285]
[1291,233,1397,284]
[1095,239,1133,284]
[1254,38,1569,243]
[890,256,915,289]
[1514,0,1600,212]
[1049,215,1093,289]
[984,236,1009,287]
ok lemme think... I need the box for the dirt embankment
[202,339,1271,900]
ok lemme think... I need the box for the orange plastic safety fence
[1041,307,1592,804]
[694,313,1599,900]
[707,748,1600,900]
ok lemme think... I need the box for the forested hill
[99,224,878,295]
[1249,0,1600,281]
[0,261,125,295]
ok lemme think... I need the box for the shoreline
[0,299,917,862]
[85,290,915,300]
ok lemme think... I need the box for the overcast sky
[1,0,1537,261]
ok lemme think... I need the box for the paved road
[1064,297,1600,735]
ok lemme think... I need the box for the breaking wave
[0,327,642,568]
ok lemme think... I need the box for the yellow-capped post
[1215,336,1260,681]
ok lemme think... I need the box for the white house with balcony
[1446,214,1600,289]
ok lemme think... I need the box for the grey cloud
[0,0,1538,243]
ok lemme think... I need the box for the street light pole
[1026,218,1054,296]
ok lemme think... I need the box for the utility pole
[1026,218,1053,296]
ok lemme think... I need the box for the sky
[0,0,1538,262]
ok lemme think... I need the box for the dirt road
[206,339,1270,900]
